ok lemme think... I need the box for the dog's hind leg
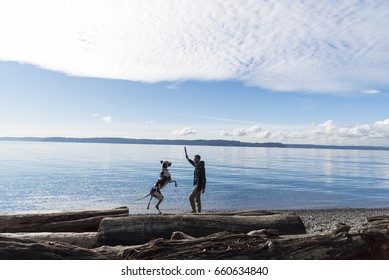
[147,196,153,210]
[155,205,162,215]
[155,196,163,214]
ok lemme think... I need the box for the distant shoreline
[1,136,388,151]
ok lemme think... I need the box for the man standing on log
[185,147,206,213]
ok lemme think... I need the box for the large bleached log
[122,214,389,260]
[0,232,97,249]
[0,213,388,260]
[0,240,114,260]
[96,211,306,246]
[0,207,129,233]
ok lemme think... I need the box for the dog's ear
[160,160,163,164]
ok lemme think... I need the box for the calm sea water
[0,141,388,214]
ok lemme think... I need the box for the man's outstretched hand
[184,146,189,159]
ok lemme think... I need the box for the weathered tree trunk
[96,211,306,246]
[0,232,97,249]
[0,207,128,233]
[0,212,388,260]
[0,240,115,260]
[121,230,367,260]
[357,215,389,259]
[122,214,389,260]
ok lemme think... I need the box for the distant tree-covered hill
[1,137,388,151]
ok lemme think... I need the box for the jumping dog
[145,160,177,214]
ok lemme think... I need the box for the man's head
[194,155,201,163]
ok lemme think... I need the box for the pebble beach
[285,208,389,233]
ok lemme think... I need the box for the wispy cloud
[171,127,197,136]
[360,89,381,95]
[166,81,183,90]
[140,120,154,125]
[1,0,388,94]
[187,114,258,125]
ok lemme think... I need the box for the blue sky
[0,0,388,145]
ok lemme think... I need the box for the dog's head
[160,160,172,169]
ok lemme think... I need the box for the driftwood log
[0,232,97,249]
[122,215,389,260]
[0,207,129,233]
[357,215,389,259]
[0,240,113,260]
[121,231,364,260]
[0,210,388,260]
[96,211,306,246]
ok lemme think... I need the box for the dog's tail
[134,193,151,201]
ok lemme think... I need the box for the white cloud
[221,125,262,137]
[374,119,389,127]
[1,0,388,94]
[245,125,262,134]
[93,113,113,123]
[101,116,112,123]
[300,120,389,144]
[171,127,197,136]
[221,120,389,145]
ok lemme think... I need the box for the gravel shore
[283,208,389,233]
